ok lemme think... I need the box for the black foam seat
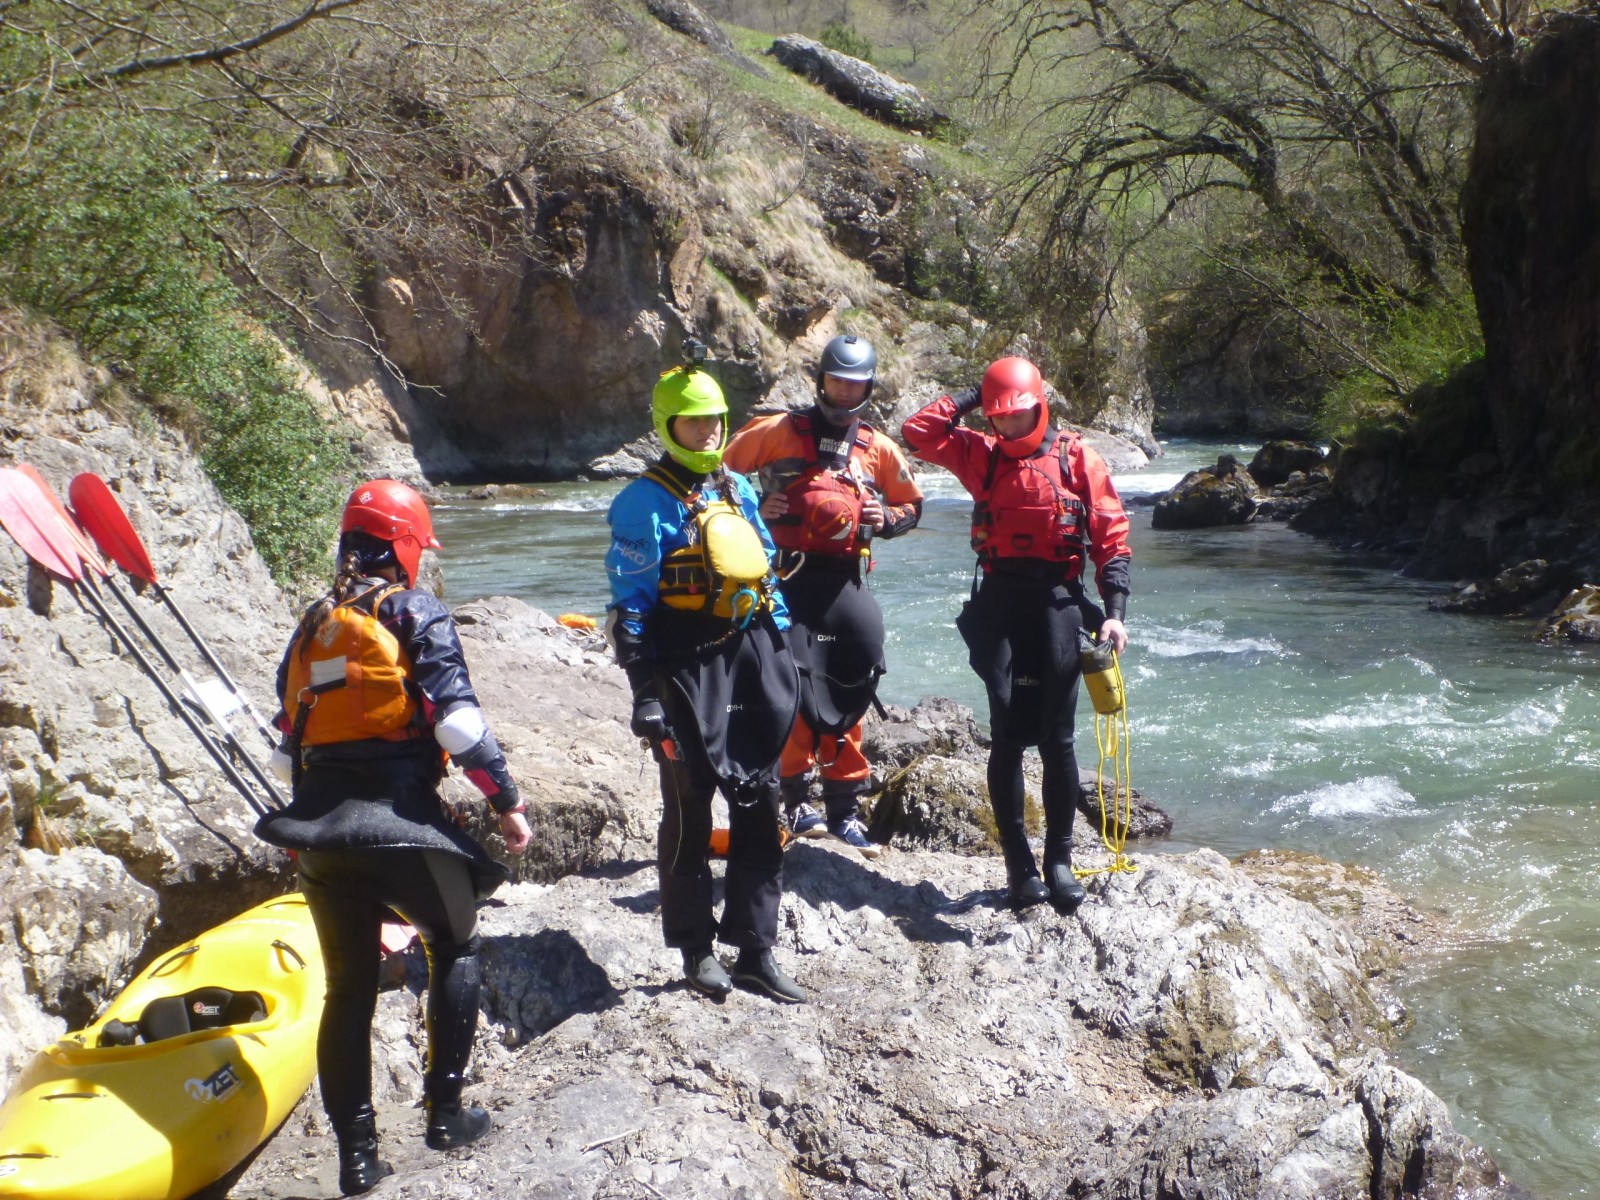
[136,987,267,1044]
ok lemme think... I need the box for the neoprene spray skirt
[649,606,800,801]
[780,564,886,736]
[254,748,508,899]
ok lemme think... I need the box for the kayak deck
[0,894,324,1200]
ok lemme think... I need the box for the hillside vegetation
[0,0,1583,578]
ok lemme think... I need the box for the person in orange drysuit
[724,334,923,856]
[902,357,1130,913]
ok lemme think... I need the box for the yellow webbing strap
[1075,650,1138,879]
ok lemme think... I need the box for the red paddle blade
[15,465,109,577]
[0,468,84,582]
[69,473,158,584]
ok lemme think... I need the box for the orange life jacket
[282,583,424,746]
[970,432,1089,568]
[769,412,873,555]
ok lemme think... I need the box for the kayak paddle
[68,472,278,750]
[0,469,276,818]
[18,468,286,809]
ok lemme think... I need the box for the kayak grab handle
[272,939,306,969]
[150,945,201,977]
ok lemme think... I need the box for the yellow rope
[1075,649,1138,879]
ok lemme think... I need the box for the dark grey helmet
[816,334,877,420]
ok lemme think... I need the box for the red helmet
[340,479,441,588]
[981,357,1048,457]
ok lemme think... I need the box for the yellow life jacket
[647,466,776,625]
[282,583,422,746]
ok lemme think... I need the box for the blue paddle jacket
[605,460,791,653]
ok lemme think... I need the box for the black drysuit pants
[297,846,481,1126]
[959,569,1090,881]
[657,751,785,951]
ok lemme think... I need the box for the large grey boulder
[1248,439,1327,487]
[1152,455,1261,529]
[222,845,1521,1199]
[768,35,949,134]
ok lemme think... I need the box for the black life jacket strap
[792,409,871,473]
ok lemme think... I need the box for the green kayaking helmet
[653,365,728,474]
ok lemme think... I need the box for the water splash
[1273,776,1416,819]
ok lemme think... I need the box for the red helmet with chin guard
[340,479,441,588]
[981,357,1048,457]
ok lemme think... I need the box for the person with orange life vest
[254,480,530,1197]
[723,334,923,855]
[902,357,1130,914]
[605,349,806,1004]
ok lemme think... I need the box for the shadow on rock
[481,927,621,1042]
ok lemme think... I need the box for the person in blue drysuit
[605,359,805,1003]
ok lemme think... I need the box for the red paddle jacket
[902,393,1131,613]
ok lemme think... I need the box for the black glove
[951,386,982,414]
[630,695,669,743]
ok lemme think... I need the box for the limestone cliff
[293,4,1158,483]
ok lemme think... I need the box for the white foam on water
[1114,471,1186,497]
[1294,697,1439,732]
[1273,775,1415,819]
[1488,699,1564,737]
[1139,620,1288,659]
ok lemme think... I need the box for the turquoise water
[434,441,1600,1199]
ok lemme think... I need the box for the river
[433,439,1600,1199]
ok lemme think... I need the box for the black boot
[1046,861,1087,913]
[1008,872,1050,911]
[732,948,807,1004]
[682,945,734,997]
[335,1105,393,1196]
[424,1073,492,1150]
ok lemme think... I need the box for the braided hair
[292,533,395,657]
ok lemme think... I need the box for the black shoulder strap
[793,408,864,472]
[643,464,692,502]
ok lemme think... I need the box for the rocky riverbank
[0,368,1521,1198]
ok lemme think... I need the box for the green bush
[820,20,874,63]
[0,113,350,588]
[1320,286,1484,441]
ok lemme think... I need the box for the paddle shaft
[153,583,278,750]
[72,580,275,818]
[2,470,276,816]
[95,574,287,809]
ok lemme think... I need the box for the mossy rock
[867,753,1039,852]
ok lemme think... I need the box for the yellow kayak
[0,893,324,1200]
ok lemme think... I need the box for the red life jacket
[769,412,875,555]
[970,430,1088,569]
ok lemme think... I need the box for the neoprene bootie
[732,948,807,1004]
[682,945,734,997]
[1008,873,1050,911]
[335,1105,394,1196]
[1046,862,1087,913]
[423,1072,492,1150]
